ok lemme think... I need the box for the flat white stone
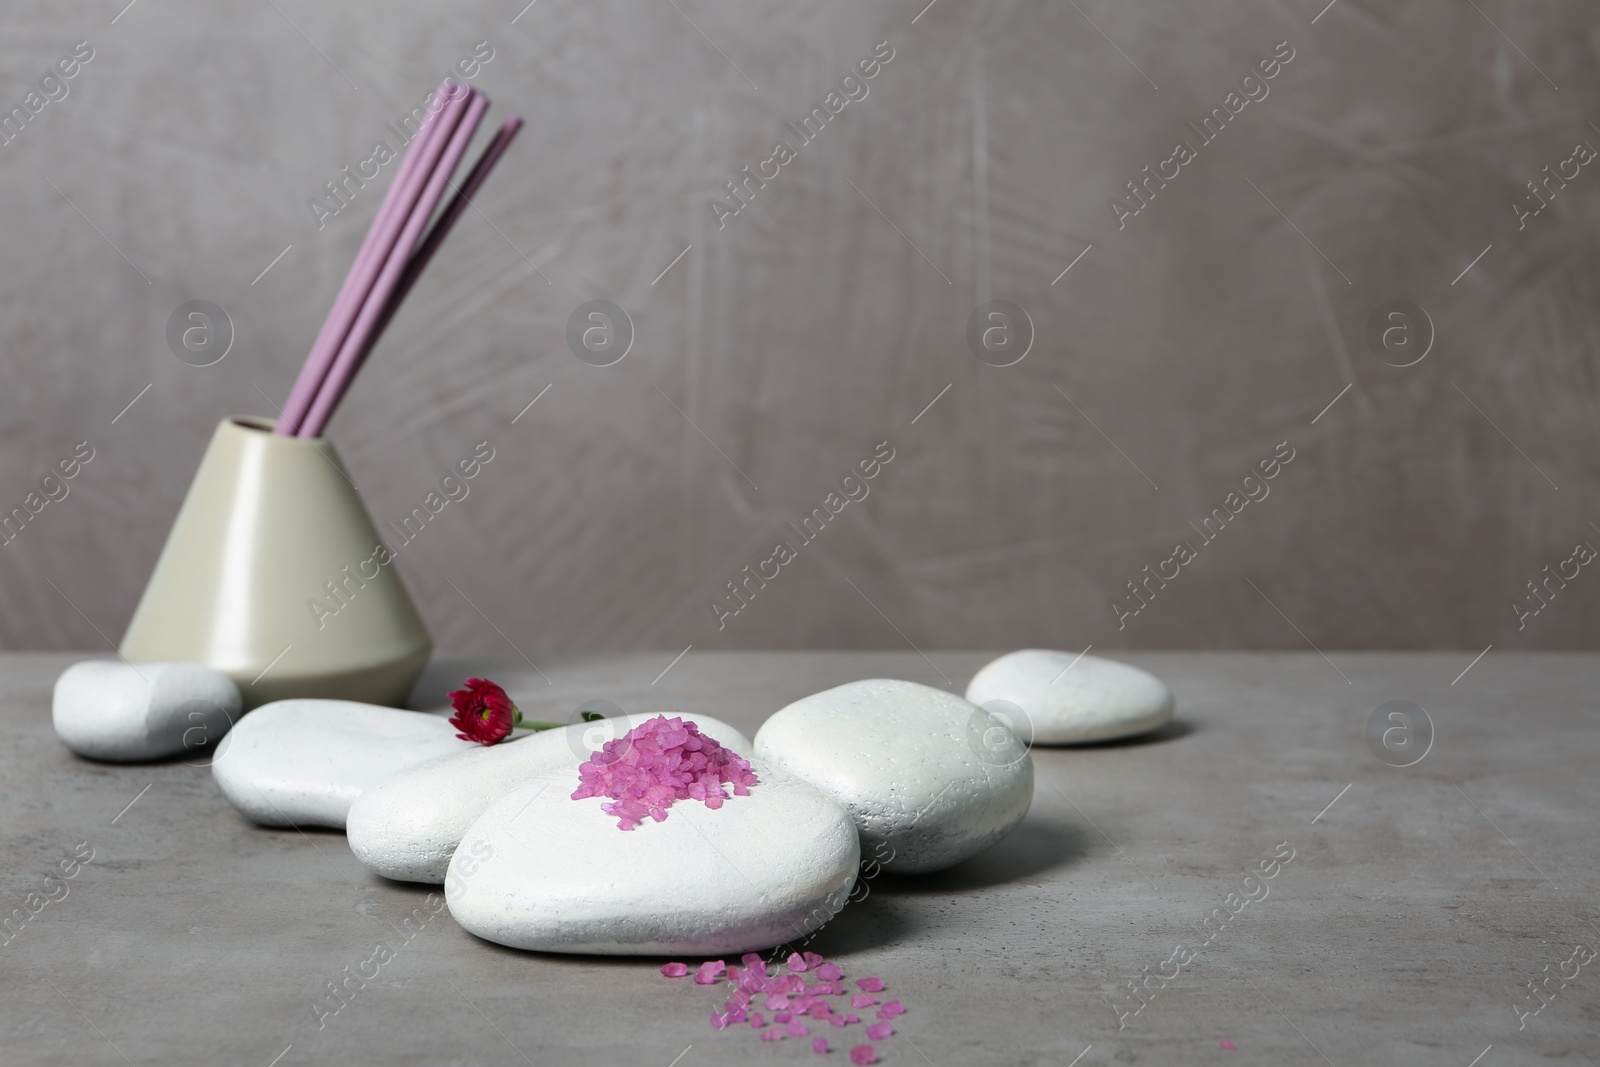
[348,713,754,884]
[211,700,461,828]
[965,649,1174,744]
[53,661,240,763]
[445,759,858,955]
[753,679,1033,874]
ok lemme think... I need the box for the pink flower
[660,962,689,978]
[850,1044,879,1065]
[447,677,520,744]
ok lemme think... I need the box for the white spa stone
[753,679,1033,874]
[348,713,755,884]
[211,699,461,828]
[445,759,858,955]
[964,649,1174,744]
[52,660,241,762]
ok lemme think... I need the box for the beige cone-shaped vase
[120,417,432,709]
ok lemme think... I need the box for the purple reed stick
[276,79,468,436]
[355,115,523,364]
[298,87,488,439]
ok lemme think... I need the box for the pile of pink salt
[662,950,905,1061]
[570,715,758,830]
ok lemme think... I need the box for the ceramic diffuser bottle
[120,417,432,709]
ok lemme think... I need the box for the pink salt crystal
[813,1037,830,1055]
[787,1020,810,1037]
[774,1011,793,1024]
[694,960,726,984]
[710,1011,730,1030]
[829,1016,848,1029]
[816,962,843,981]
[571,715,759,830]
[660,962,689,978]
[855,977,884,992]
[809,1003,832,1019]
[724,1004,747,1024]
[851,994,878,1008]
[767,994,791,1010]
[804,951,826,969]
[760,1029,785,1043]
[849,1045,878,1065]
[845,1014,860,1025]
[749,1012,767,1029]
[866,1021,893,1040]
[1219,1039,1236,1051]
[878,1000,905,1018]
[788,952,809,972]
[741,952,765,971]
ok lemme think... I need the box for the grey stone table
[2,651,1596,1066]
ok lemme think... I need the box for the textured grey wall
[1,0,1596,656]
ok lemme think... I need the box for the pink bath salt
[1220,1039,1236,1050]
[850,1045,879,1065]
[809,1003,833,1019]
[804,951,826,969]
[818,981,845,995]
[749,1012,767,1029]
[570,715,759,830]
[844,1014,860,1025]
[816,962,843,981]
[660,962,689,978]
[767,994,791,1011]
[694,960,726,984]
[724,1004,748,1024]
[787,1020,810,1037]
[742,952,766,971]
[855,977,883,992]
[866,1021,893,1040]
[709,1010,731,1030]
[760,1028,786,1043]
[829,1015,849,1028]
[774,1011,793,1024]
[788,951,809,972]
[850,994,878,1008]
[813,1036,830,1055]
[877,1000,905,1019]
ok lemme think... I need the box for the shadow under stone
[877,818,1089,895]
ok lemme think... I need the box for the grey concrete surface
[3,1,1600,654]
[3,650,1596,1066]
